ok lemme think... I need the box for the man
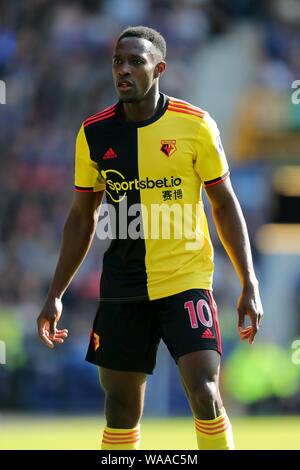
[37,26,263,450]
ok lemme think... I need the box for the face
[112,36,165,103]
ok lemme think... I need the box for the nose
[117,62,131,77]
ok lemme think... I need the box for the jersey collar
[115,93,169,128]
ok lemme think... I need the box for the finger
[258,314,263,329]
[54,331,68,338]
[249,324,258,345]
[51,329,69,344]
[40,330,54,349]
[55,329,68,336]
[37,320,53,348]
[240,331,252,340]
[51,337,65,344]
[240,330,251,339]
[238,326,252,333]
[240,335,251,343]
[239,329,252,342]
[238,325,252,334]
[54,334,67,339]
[238,326,251,336]
[37,318,46,337]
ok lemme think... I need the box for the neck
[122,87,161,122]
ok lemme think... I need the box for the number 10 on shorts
[184,299,213,329]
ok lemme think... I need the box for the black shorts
[85,289,222,374]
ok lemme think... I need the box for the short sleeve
[74,124,106,192]
[194,113,229,188]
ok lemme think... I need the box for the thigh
[85,300,160,374]
[158,289,222,363]
[100,367,147,405]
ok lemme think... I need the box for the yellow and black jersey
[75,94,229,301]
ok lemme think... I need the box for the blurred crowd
[0,0,299,412]
[235,0,300,159]
[0,0,259,308]
[257,0,300,91]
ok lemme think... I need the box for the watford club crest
[160,140,177,158]
[91,331,100,351]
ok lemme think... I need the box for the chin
[120,98,140,103]
[116,90,143,103]
[119,95,141,103]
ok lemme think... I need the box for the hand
[237,284,263,345]
[37,298,68,349]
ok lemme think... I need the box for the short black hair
[117,26,166,60]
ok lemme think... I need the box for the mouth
[117,80,134,91]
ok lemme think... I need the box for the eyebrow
[113,52,148,59]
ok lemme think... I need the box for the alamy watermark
[291,339,300,365]
[291,80,300,104]
[0,80,6,104]
[95,197,207,251]
[0,340,6,364]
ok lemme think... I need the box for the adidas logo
[103,147,117,159]
[201,328,215,339]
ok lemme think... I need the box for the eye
[133,58,144,65]
[113,58,122,65]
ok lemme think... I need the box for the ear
[154,61,166,79]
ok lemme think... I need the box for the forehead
[114,36,156,57]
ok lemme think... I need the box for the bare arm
[37,190,104,348]
[205,177,263,344]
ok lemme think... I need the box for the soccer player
[37,26,263,450]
